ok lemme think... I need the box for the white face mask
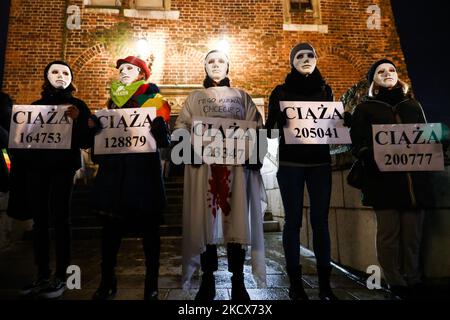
[205,52,228,82]
[293,50,317,75]
[119,63,141,85]
[47,64,72,89]
[374,63,398,88]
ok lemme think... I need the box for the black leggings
[100,216,160,277]
[29,170,74,279]
[200,243,246,274]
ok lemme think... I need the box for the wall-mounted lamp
[136,38,151,60]
[217,39,230,55]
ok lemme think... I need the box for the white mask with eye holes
[47,64,72,89]
[119,63,142,85]
[205,52,229,82]
[374,63,399,88]
[293,50,317,75]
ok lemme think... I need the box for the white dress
[175,86,267,289]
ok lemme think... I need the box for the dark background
[391,0,450,124]
[0,0,449,124]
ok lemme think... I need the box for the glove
[88,114,102,132]
[150,116,171,148]
[245,128,267,171]
[343,111,352,128]
[357,147,371,161]
[443,142,450,166]
[356,147,378,171]
[245,162,263,171]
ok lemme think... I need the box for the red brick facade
[3,0,408,113]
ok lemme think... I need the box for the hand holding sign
[65,105,79,120]
[88,118,96,129]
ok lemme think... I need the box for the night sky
[1,1,449,125]
[391,0,450,124]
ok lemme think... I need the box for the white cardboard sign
[8,104,73,150]
[94,108,157,155]
[280,101,351,144]
[191,116,257,165]
[372,123,444,172]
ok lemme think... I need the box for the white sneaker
[39,278,66,299]
[20,277,50,297]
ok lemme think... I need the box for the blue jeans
[277,165,332,271]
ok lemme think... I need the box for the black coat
[6,89,95,220]
[350,90,433,210]
[90,84,166,219]
[266,68,333,165]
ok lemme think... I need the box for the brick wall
[3,0,408,112]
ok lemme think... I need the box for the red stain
[207,165,232,217]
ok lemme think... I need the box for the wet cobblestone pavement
[0,233,390,300]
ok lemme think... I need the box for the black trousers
[100,216,160,279]
[200,243,246,274]
[28,169,75,279]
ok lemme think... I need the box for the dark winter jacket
[90,83,170,219]
[350,86,433,210]
[8,87,95,172]
[266,68,333,165]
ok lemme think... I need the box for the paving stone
[247,288,290,300]
[0,233,394,301]
[265,275,290,288]
[302,274,365,289]
[166,289,230,301]
[346,289,390,300]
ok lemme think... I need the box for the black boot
[228,243,250,302]
[390,286,412,300]
[231,273,250,301]
[144,270,159,300]
[195,245,218,301]
[143,227,160,301]
[287,266,309,300]
[195,272,216,301]
[92,271,117,300]
[94,218,122,300]
[317,265,338,301]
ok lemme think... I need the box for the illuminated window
[85,0,171,10]
[86,0,122,7]
[290,0,313,12]
[135,0,165,9]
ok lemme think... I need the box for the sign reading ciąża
[192,116,257,165]
[94,108,157,155]
[8,105,73,150]
[279,101,351,144]
[372,123,444,172]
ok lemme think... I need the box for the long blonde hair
[368,79,409,98]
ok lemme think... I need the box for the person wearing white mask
[175,50,267,301]
[7,61,96,299]
[350,59,429,299]
[265,43,337,301]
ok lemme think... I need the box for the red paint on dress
[207,165,232,217]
